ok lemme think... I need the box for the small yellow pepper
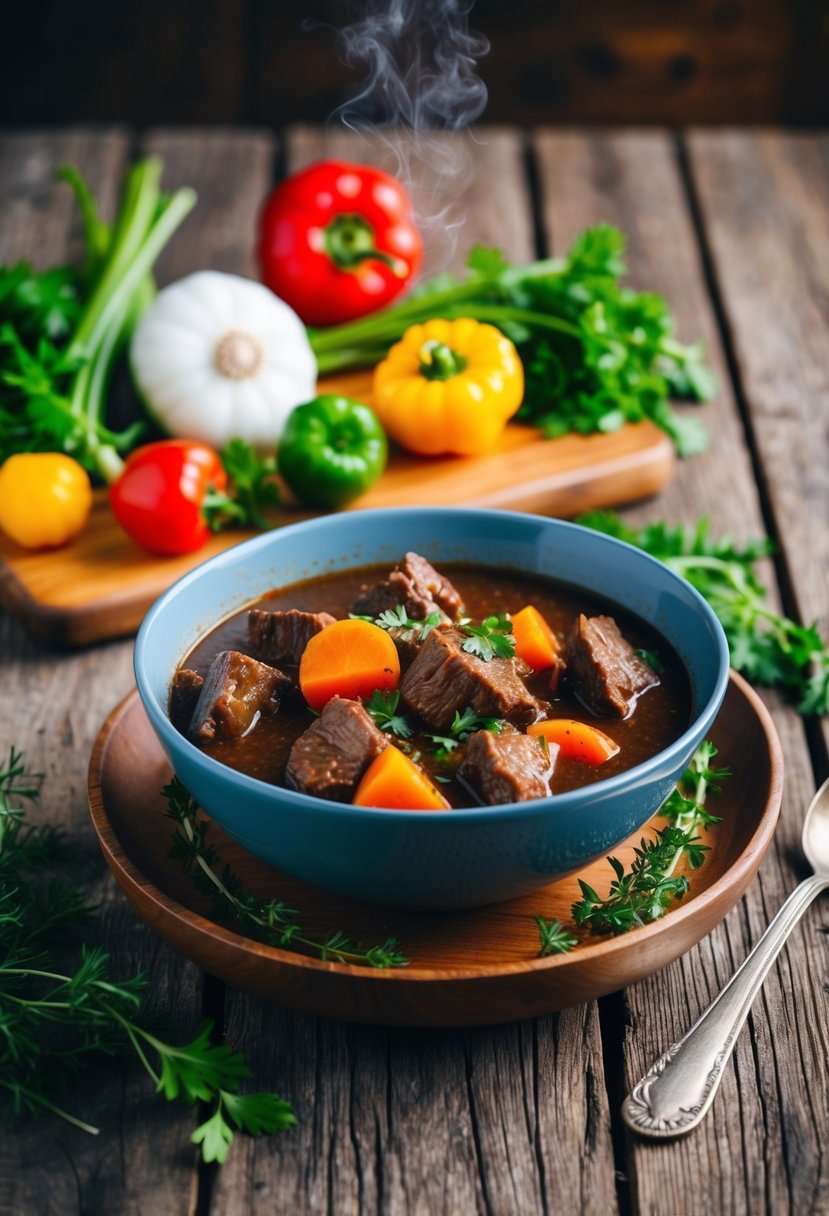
[0,453,93,549]
[371,317,524,456]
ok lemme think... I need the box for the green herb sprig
[426,706,503,760]
[0,160,195,480]
[309,227,715,456]
[0,747,295,1164]
[202,438,281,532]
[459,614,515,661]
[580,512,829,714]
[572,741,728,935]
[165,778,408,969]
[372,605,444,639]
[365,689,414,739]
[535,917,579,956]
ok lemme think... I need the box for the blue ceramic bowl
[134,508,729,910]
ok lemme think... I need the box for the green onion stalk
[60,158,196,481]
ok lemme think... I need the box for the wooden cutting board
[0,370,673,647]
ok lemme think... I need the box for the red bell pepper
[257,160,422,327]
[109,440,227,556]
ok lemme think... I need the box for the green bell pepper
[277,394,388,509]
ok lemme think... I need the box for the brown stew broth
[178,564,692,807]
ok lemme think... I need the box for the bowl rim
[134,507,731,822]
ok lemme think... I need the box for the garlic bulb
[130,270,317,450]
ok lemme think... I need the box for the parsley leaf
[374,605,443,639]
[426,706,502,760]
[193,1089,298,1164]
[365,690,414,739]
[202,438,281,532]
[459,614,515,661]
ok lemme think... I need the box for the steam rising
[331,0,489,266]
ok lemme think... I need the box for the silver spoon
[623,773,829,1138]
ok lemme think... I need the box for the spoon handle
[622,873,829,1138]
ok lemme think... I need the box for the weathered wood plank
[687,130,829,758]
[533,128,829,1215]
[211,125,619,1216]
[0,130,202,1216]
[143,127,275,285]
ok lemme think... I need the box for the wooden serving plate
[0,371,673,647]
[87,671,782,1027]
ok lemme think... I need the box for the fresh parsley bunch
[580,512,829,714]
[0,747,296,1164]
[310,226,715,456]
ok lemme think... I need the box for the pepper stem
[418,340,468,381]
[324,213,404,276]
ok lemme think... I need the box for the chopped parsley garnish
[364,689,414,739]
[459,614,515,661]
[372,605,444,639]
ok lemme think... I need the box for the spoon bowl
[800,774,829,875]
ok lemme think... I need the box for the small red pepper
[257,160,422,327]
[109,440,227,556]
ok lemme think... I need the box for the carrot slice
[527,718,620,765]
[510,605,561,672]
[353,745,451,811]
[299,618,400,711]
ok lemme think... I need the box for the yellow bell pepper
[371,317,524,456]
[0,453,92,549]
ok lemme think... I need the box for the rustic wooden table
[1,126,828,1216]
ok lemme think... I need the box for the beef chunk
[387,626,424,669]
[459,724,556,805]
[350,551,464,622]
[285,696,388,801]
[169,668,204,733]
[400,627,543,730]
[566,613,659,718]
[400,552,464,619]
[248,608,336,667]
[190,650,290,743]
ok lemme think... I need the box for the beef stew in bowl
[172,553,691,809]
[134,507,729,908]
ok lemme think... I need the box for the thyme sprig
[535,917,579,956]
[572,741,728,935]
[164,778,408,969]
[0,746,295,1164]
[533,740,728,954]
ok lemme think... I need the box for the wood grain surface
[1,126,827,1216]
